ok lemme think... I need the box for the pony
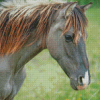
[0,0,92,99]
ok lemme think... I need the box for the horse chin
[70,83,78,90]
[70,81,88,90]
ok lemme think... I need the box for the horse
[0,0,92,99]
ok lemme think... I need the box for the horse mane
[0,0,88,55]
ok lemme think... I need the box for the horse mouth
[77,84,88,90]
[70,83,88,90]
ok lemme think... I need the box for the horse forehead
[53,19,65,30]
[79,31,82,37]
[68,27,83,37]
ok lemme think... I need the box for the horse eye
[65,35,73,42]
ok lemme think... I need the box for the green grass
[15,8,100,100]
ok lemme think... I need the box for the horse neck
[13,35,44,73]
[0,32,45,74]
[20,36,43,60]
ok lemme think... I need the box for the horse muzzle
[70,70,90,90]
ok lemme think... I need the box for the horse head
[46,2,92,90]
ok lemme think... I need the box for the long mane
[0,0,88,55]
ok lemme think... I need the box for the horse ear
[80,2,93,12]
[66,2,77,17]
[62,2,77,18]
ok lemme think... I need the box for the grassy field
[15,8,100,100]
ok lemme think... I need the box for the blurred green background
[1,0,100,100]
[67,0,100,7]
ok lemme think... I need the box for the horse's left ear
[65,2,77,18]
[60,2,77,19]
[80,2,93,12]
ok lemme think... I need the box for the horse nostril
[78,75,83,85]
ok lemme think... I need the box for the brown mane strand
[0,2,88,55]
